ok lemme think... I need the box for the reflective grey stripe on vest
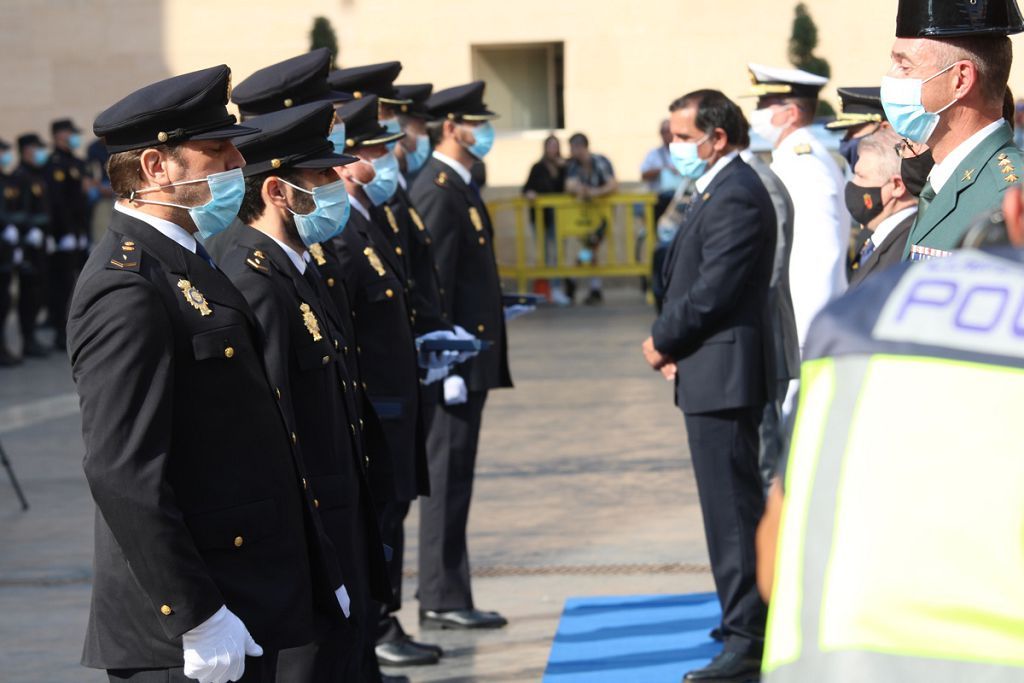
[766,355,1023,682]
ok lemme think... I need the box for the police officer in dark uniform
[410,82,513,630]
[0,138,21,366]
[206,101,392,682]
[46,117,91,350]
[11,132,53,357]
[68,64,347,683]
[330,94,470,667]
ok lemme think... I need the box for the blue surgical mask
[130,168,245,240]
[880,64,958,144]
[382,118,402,152]
[328,122,347,155]
[668,134,710,179]
[462,121,495,159]
[0,151,12,169]
[282,178,351,246]
[68,134,82,150]
[839,136,861,171]
[33,149,50,166]
[358,153,399,206]
[405,134,431,174]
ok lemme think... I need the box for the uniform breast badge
[384,206,400,234]
[364,246,387,276]
[435,171,448,187]
[177,279,212,316]
[409,208,427,232]
[300,303,323,341]
[309,242,327,266]
[468,207,484,232]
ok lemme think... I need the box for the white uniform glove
[182,605,263,683]
[504,304,535,321]
[25,227,44,249]
[1,224,17,245]
[335,585,351,618]
[78,233,90,250]
[424,365,450,386]
[443,375,468,405]
[415,330,460,369]
[58,234,77,252]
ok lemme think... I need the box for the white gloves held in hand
[335,584,351,618]
[443,375,468,405]
[1,224,17,246]
[416,330,460,370]
[424,365,450,386]
[504,304,535,321]
[182,605,262,683]
[25,227,44,249]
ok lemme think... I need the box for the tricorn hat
[896,0,1024,37]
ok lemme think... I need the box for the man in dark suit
[847,129,917,286]
[68,65,346,683]
[205,102,393,682]
[409,82,513,630]
[641,89,775,682]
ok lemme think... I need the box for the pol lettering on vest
[874,251,1024,359]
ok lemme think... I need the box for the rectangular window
[471,42,564,131]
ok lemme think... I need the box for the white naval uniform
[770,126,849,415]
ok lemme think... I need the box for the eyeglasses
[894,138,923,159]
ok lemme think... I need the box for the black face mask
[844,181,885,226]
[900,150,935,197]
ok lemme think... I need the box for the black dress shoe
[21,337,49,358]
[378,615,444,657]
[381,675,410,683]
[0,346,22,367]
[683,650,761,682]
[376,639,439,667]
[709,626,724,642]
[419,608,508,630]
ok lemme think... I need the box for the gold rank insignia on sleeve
[108,239,140,270]
[300,303,323,341]
[177,279,212,316]
[435,171,448,187]
[793,144,812,155]
[363,246,386,276]
[53,169,66,182]
[409,208,426,231]
[468,206,484,232]
[309,242,327,266]
[384,205,400,233]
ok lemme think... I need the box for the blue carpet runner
[544,593,723,682]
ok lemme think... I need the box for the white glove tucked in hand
[424,365,450,386]
[182,605,263,683]
[443,375,468,406]
[1,224,17,246]
[504,304,536,321]
[451,325,481,364]
[335,584,351,618]
[25,227,44,249]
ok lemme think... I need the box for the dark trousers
[418,389,487,611]
[0,267,12,347]
[758,380,790,490]
[108,653,278,682]
[684,406,767,656]
[17,248,45,343]
[376,498,411,620]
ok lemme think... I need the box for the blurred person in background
[522,134,568,305]
[11,132,53,358]
[565,132,617,305]
[641,119,684,220]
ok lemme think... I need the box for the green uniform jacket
[903,122,1023,260]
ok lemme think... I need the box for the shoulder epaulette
[245,248,271,275]
[106,236,142,272]
[793,144,812,155]
[993,151,1021,185]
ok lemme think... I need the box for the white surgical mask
[880,63,959,144]
[749,106,788,148]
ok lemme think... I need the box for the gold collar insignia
[300,303,323,341]
[468,206,484,232]
[177,279,212,316]
[364,246,386,276]
[384,206,400,234]
[409,208,426,232]
[309,242,327,266]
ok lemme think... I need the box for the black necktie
[195,241,216,269]
[917,180,936,215]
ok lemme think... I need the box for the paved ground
[0,288,713,682]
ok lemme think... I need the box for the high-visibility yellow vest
[763,249,1024,682]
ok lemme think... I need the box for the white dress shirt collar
[432,150,473,185]
[349,192,371,220]
[114,201,197,253]
[266,233,307,274]
[871,206,917,247]
[694,151,739,194]
[928,119,1004,193]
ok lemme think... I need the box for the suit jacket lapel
[444,166,495,235]
[910,123,1014,245]
[860,212,915,279]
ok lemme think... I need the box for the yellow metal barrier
[486,193,658,293]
